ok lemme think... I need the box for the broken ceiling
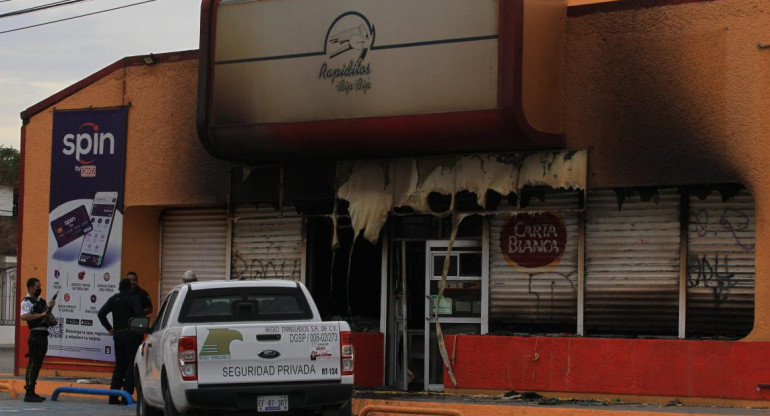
[336,150,587,244]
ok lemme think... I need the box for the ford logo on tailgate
[258,350,281,359]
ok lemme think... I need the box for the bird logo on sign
[325,12,375,61]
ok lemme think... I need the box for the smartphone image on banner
[78,191,118,268]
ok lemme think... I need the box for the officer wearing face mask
[19,277,56,402]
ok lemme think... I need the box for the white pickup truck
[131,280,354,416]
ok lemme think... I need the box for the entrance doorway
[305,217,381,328]
[424,240,483,391]
[386,215,487,391]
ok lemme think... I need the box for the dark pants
[25,331,48,396]
[110,331,143,397]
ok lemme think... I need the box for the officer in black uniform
[19,277,55,402]
[98,278,145,404]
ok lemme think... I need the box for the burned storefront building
[16,0,770,407]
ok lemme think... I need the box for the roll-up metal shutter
[585,188,680,336]
[686,188,754,337]
[489,191,580,332]
[231,205,305,282]
[160,208,228,298]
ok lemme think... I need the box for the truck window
[160,291,179,329]
[151,292,173,333]
[178,286,314,323]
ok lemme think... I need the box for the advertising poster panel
[46,108,127,361]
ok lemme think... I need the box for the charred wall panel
[584,188,680,336]
[686,189,755,337]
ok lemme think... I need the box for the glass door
[424,240,483,391]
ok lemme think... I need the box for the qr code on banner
[49,318,64,339]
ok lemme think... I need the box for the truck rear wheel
[163,378,184,416]
[136,377,162,416]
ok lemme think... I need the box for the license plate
[258,395,289,412]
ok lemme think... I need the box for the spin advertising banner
[46,108,127,361]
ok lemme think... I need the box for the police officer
[19,277,55,402]
[98,278,144,404]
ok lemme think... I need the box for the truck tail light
[340,331,354,376]
[178,336,198,381]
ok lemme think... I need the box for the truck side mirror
[129,316,151,333]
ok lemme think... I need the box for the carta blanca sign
[500,212,567,268]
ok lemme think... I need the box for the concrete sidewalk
[353,391,770,416]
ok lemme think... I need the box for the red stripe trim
[15,124,25,376]
[196,0,222,158]
[568,0,722,17]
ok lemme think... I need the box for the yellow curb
[0,381,16,398]
[351,398,768,416]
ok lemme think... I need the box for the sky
[0,0,200,149]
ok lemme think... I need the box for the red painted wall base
[351,332,384,387]
[443,335,770,401]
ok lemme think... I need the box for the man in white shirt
[19,277,55,402]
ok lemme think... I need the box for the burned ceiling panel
[336,150,587,244]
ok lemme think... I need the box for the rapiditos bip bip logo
[319,12,375,95]
[62,122,116,178]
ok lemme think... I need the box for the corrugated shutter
[585,188,680,336]
[0,186,13,216]
[489,191,580,332]
[686,189,754,337]
[160,208,228,299]
[231,205,305,282]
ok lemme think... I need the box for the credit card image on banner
[50,205,93,248]
[78,191,118,268]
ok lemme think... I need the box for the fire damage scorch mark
[332,150,587,386]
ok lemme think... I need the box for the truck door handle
[425,295,433,320]
[257,334,281,341]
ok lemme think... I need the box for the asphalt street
[0,394,134,415]
[0,346,131,415]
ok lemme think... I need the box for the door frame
[424,238,489,391]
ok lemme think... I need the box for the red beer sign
[500,213,567,268]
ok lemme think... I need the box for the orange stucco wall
[564,0,770,339]
[121,206,163,321]
[17,55,237,375]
